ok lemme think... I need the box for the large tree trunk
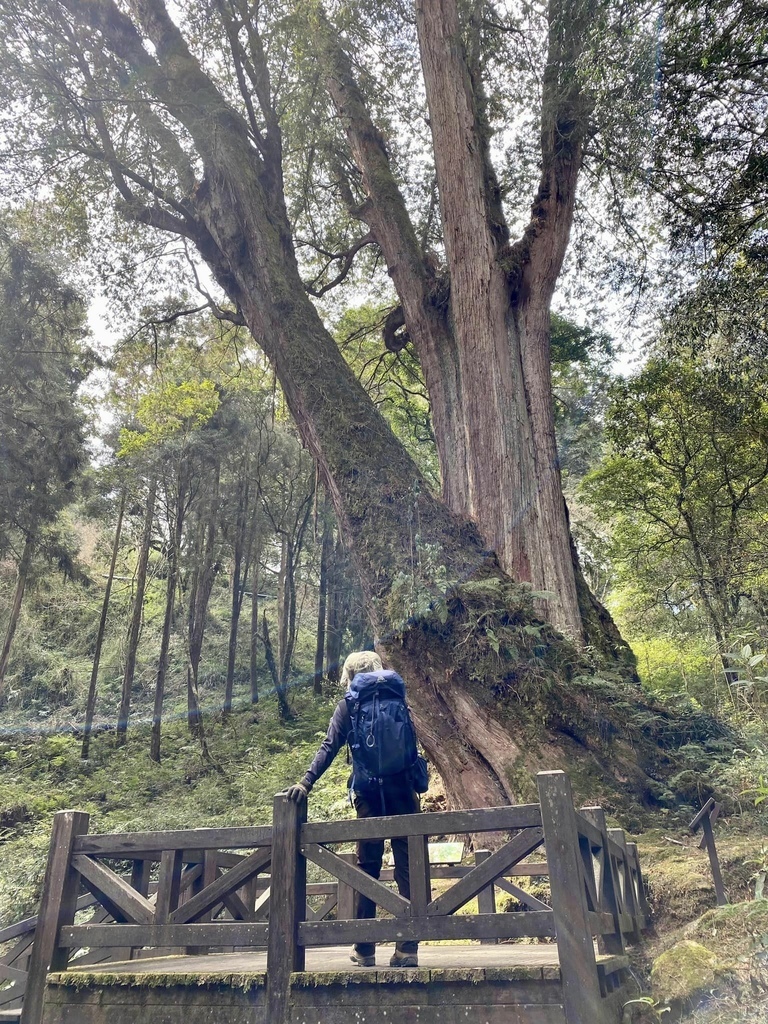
[82,489,126,758]
[317,0,586,639]
[117,478,156,746]
[0,532,34,691]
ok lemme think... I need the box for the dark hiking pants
[352,786,420,957]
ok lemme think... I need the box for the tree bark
[224,476,251,715]
[325,529,346,683]
[313,507,333,695]
[185,463,220,741]
[82,489,126,758]
[262,610,290,719]
[315,0,588,640]
[150,471,186,763]
[117,478,156,746]
[0,532,35,691]
[249,524,262,705]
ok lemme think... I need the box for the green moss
[687,900,768,956]
[50,970,266,991]
[650,940,722,1004]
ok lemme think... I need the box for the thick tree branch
[313,10,435,317]
[511,0,595,303]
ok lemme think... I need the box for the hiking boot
[349,948,375,967]
[389,950,418,968]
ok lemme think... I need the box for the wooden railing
[17,770,649,1024]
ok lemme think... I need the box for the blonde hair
[340,650,383,688]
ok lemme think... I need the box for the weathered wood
[407,835,431,917]
[20,810,90,1024]
[303,843,411,918]
[266,794,307,1024]
[170,848,271,924]
[0,894,100,947]
[183,855,214,956]
[253,886,270,922]
[313,894,338,921]
[580,808,625,956]
[71,856,154,925]
[155,850,183,923]
[537,772,605,1024]
[492,876,550,912]
[336,853,356,921]
[701,814,728,906]
[301,805,542,844]
[60,923,269,948]
[573,813,603,849]
[626,842,651,921]
[475,850,497,947]
[689,796,716,831]
[221,888,254,922]
[73,826,272,857]
[607,829,641,944]
[427,829,544,917]
[299,910,556,945]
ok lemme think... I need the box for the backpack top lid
[345,669,406,702]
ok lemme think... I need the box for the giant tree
[0,0,718,805]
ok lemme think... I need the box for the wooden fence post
[580,807,625,956]
[627,842,652,923]
[537,772,605,1024]
[475,850,498,945]
[608,828,641,945]
[336,852,356,921]
[266,793,306,1024]
[20,810,89,1024]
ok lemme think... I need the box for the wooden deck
[68,942,576,975]
[42,944,634,1024]
[18,772,650,1024]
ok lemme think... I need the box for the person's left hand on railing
[286,782,310,803]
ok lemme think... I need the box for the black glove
[286,782,310,803]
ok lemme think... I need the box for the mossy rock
[650,939,721,1005]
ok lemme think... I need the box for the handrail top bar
[302,804,542,843]
[70,806,544,854]
[73,825,273,856]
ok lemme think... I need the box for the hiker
[286,650,428,968]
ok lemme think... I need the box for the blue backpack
[344,670,422,795]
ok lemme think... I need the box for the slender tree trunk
[0,532,34,691]
[117,479,156,746]
[225,477,253,715]
[82,490,126,758]
[277,534,290,685]
[249,529,262,704]
[314,510,332,695]
[186,465,220,741]
[263,610,290,718]
[225,549,243,715]
[151,477,186,764]
[325,530,346,683]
